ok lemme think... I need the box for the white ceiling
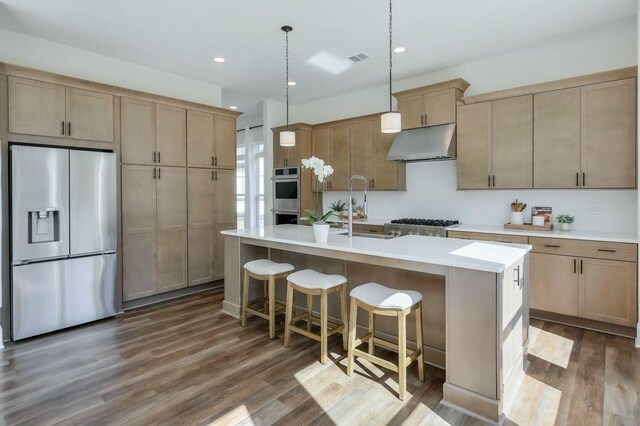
[0,0,636,115]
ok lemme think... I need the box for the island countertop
[222,224,531,273]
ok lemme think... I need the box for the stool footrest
[353,348,398,373]
[288,325,321,342]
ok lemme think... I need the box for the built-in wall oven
[273,168,300,224]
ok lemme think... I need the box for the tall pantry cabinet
[121,98,238,301]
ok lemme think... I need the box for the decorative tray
[504,223,553,232]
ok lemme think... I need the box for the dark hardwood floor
[0,288,638,425]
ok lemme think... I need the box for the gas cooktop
[384,218,460,237]
[389,218,460,227]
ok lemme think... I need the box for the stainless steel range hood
[387,123,456,162]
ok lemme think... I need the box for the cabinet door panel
[121,97,156,165]
[122,165,157,300]
[311,129,331,192]
[8,77,66,138]
[372,121,398,190]
[156,104,186,167]
[424,89,456,126]
[533,89,581,188]
[349,122,374,180]
[188,169,214,286]
[329,125,350,191]
[273,133,287,168]
[579,258,637,326]
[397,94,424,130]
[214,115,237,169]
[157,167,187,293]
[581,79,636,188]
[66,87,114,142]
[530,253,578,316]
[187,110,214,168]
[457,102,492,189]
[492,95,533,189]
[214,169,237,278]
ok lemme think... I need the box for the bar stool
[241,259,295,339]
[347,282,424,400]
[283,269,348,364]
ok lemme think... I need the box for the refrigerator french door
[11,146,117,340]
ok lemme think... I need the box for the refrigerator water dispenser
[28,209,59,243]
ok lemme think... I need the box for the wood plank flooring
[0,287,638,425]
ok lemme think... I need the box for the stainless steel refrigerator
[10,145,117,340]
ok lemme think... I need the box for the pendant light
[280,25,295,147]
[381,0,401,133]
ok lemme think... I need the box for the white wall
[294,20,639,234]
[0,29,222,106]
[262,99,287,226]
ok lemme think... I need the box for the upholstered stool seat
[241,259,295,339]
[284,269,348,364]
[347,282,425,400]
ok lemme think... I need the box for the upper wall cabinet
[121,98,187,167]
[187,110,236,169]
[394,79,470,130]
[457,96,533,189]
[9,76,114,142]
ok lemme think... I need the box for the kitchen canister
[510,211,524,225]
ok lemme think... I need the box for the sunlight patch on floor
[527,325,574,368]
[507,375,562,426]
[208,404,253,425]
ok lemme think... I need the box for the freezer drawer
[12,254,117,340]
[70,150,117,255]
[11,146,69,263]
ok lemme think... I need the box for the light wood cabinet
[8,77,66,138]
[121,97,156,165]
[581,78,636,188]
[273,124,311,169]
[311,128,331,192]
[187,168,236,284]
[372,120,401,190]
[447,230,528,245]
[329,125,350,191]
[187,109,214,168]
[530,253,579,316]
[122,165,158,301]
[349,121,374,179]
[8,76,114,142]
[456,102,492,189]
[395,80,469,130]
[122,165,188,300]
[579,258,637,326]
[65,87,114,142]
[533,88,581,188]
[156,104,186,167]
[214,115,236,169]
[156,167,187,293]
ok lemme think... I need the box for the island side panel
[444,267,499,423]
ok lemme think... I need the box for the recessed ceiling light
[214,57,225,63]
[229,106,237,110]
[288,81,296,86]
[394,47,406,53]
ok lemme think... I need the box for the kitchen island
[222,225,531,425]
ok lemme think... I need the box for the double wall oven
[272,167,300,225]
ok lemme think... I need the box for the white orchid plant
[301,156,337,224]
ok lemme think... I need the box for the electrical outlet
[589,202,600,215]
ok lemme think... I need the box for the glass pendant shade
[381,112,401,133]
[280,130,296,147]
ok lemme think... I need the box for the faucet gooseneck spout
[347,175,368,238]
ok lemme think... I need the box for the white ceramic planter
[313,223,331,243]
[560,223,571,231]
[510,212,524,225]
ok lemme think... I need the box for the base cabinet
[530,253,579,316]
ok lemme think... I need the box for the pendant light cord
[388,0,393,113]
[285,29,290,129]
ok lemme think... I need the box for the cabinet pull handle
[214,156,218,167]
[211,170,214,180]
[153,151,157,163]
[492,175,495,187]
[544,244,561,248]
[211,156,214,166]
[582,172,586,186]
[214,171,218,181]
[576,172,579,187]
[424,114,427,126]
[580,259,583,274]
[488,175,491,187]
[158,168,161,179]
[372,178,375,188]
[61,121,65,136]
[498,240,513,244]
[153,168,157,179]
[67,122,71,136]
[597,248,616,253]
[573,258,577,274]
[158,151,161,163]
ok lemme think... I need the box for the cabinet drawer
[352,224,384,234]
[448,231,528,245]
[530,237,637,262]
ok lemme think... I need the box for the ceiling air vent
[342,53,371,65]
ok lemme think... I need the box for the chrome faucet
[348,175,368,237]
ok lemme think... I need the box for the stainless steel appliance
[387,123,457,162]
[273,167,300,212]
[274,211,299,225]
[11,145,117,340]
[384,218,460,237]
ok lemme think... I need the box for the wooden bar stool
[347,282,424,400]
[283,269,348,364]
[241,259,295,339]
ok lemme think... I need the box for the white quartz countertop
[447,224,638,244]
[222,225,531,273]
[300,217,389,226]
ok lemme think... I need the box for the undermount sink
[338,231,397,240]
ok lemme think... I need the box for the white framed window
[236,126,265,229]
